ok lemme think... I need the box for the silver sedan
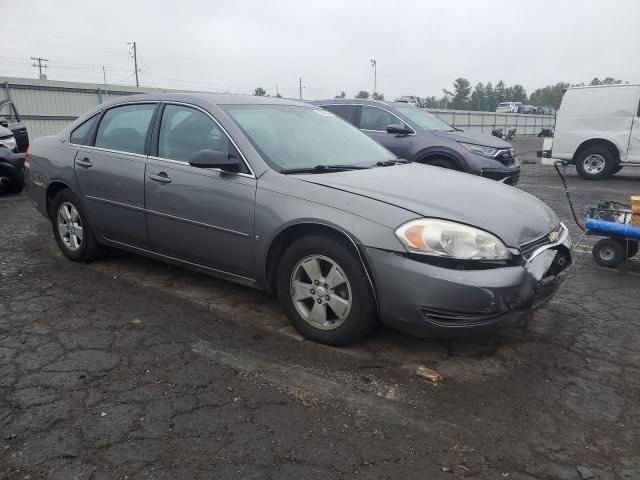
[25,93,572,345]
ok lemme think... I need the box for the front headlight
[0,136,16,152]
[459,142,498,158]
[395,218,511,260]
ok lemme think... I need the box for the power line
[0,29,124,44]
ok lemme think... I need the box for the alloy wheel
[290,255,352,330]
[57,202,83,251]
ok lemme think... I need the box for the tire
[51,189,104,262]
[276,234,377,345]
[576,146,617,180]
[624,241,639,258]
[592,238,626,267]
[424,158,458,170]
[5,179,24,194]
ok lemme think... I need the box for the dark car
[0,99,29,153]
[312,99,520,184]
[25,93,571,345]
[0,125,25,193]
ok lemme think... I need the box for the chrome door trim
[320,102,417,135]
[85,195,251,238]
[145,208,250,238]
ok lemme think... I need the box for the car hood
[294,163,558,247]
[431,130,512,149]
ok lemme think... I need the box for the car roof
[97,92,311,108]
[310,99,415,108]
[566,83,640,90]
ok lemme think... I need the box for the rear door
[626,92,640,163]
[145,103,256,278]
[358,105,413,159]
[0,101,29,153]
[74,102,157,249]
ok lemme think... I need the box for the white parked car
[540,83,640,179]
[496,102,523,113]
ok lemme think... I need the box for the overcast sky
[2,0,639,100]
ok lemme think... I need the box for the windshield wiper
[280,164,370,174]
[375,159,409,166]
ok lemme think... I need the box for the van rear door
[627,91,640,163]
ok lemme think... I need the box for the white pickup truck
[539,83,640,179]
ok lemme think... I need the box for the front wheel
[576,146,617,180]
[276,234,377,345]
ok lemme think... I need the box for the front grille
[520,224,564,259]
[481,169,519,185]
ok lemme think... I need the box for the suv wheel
[576,146,616,180]
[51,189,104,262]
[277,234,377,345]
[425,158,458,170]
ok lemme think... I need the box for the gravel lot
[1,137,639,479]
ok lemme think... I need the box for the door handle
[149,172,172,184]
[75,157,92,168]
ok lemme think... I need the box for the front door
[145,103,256,278]
[627,99,640,164]
[359,105,413,159]
[74,102,157,249]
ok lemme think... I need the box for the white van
[542,84,640,179]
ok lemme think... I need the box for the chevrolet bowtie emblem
[549,231,560,242]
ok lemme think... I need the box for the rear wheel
[276,234,377,345]
[576,146,616,180]
[51,189,104,262]
[592,238,626,267]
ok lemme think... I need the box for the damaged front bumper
[362,226,572,337]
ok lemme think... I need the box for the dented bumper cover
[362,232,572,337]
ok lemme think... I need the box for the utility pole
[31,56,49,79]
[370,59,377,100]
[299,77,303,100]
[102,66,107,86]
[128,41,140,87]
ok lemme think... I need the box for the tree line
[252,76,625,112]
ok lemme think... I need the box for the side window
[0,102,17,124]
[70,115,99,145]
[360,106,402,131]
[158,105,230,162]
[322,105,358,126]
[95,104,156,155]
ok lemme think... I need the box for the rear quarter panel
[26,135,79,217]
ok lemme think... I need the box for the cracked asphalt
[1,137,639,479]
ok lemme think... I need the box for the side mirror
[0,117,8,128]
[386,124,412,135]
[188,149,239,171]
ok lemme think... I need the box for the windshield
[394,106,453,132]
[223,105,395,171]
